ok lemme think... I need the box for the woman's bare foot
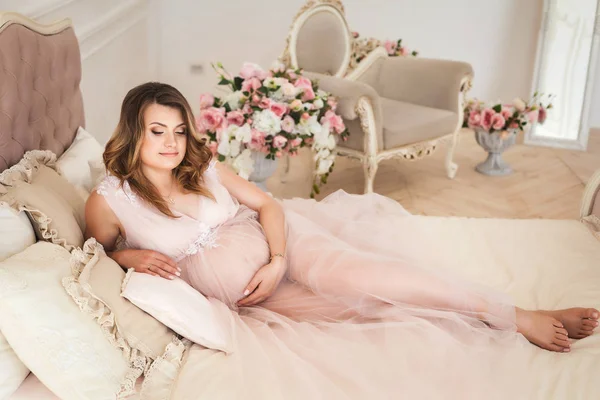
[540,308,599,339]
[515,308,570,352]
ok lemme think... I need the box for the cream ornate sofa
[1,11,600,400]
[280,0,474,193]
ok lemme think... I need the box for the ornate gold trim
[0,11,72,35]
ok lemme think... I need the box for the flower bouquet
[462,92,554,175]
[350,31,418,70]
[197,62,349,197]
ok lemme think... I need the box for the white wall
[1,0,156,144]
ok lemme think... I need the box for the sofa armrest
[369,57,473,113]
[580,168,600,219]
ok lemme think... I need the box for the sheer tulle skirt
[177,190,534,399]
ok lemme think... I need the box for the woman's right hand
[111,249,181,280]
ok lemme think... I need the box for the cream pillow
[56,126,106,193]
[0,241,134,399]
[0,206,36,262]
[0,150,85,250]
[0,333,29,399]
[121,270,235,354]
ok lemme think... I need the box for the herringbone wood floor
[266,129,600,219]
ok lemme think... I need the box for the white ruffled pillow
[121,270,235,354]
[55,126,106,194]
[0,241,134,399]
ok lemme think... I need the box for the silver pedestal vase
[474,129,517,176]
[248,151,278,191]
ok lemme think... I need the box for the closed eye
[176,130,186,135]
[151,130,164,135]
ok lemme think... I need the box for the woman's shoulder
[94,175,142,208]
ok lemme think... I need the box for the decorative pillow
[121,269,235,354]
[0,333,30,399]
[0,206,36,262]
[56,126,106,193]
[0,241,133,399]
[63,238,177,361]
[0,150,86,250]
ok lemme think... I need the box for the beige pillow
[64,238,182,368]
[0,150,85,250]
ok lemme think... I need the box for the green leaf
[492,104,502,113]
[218,78,229,86]
[224,103,231,113]
[233,77,244,91]
[218,154,226,162]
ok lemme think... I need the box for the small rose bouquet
[462,92,554,139]
[196,61,349,197]
[350,31,418,69]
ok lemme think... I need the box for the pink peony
[322,110,345,134]
[241,77,262,93]
[226,110,245,126]
[199,94,214,109]
[239,62,268,80]
[301,86,315,102]
[528,109,539,123]
[281,116,295,133]
[259,97,272,109]
[273,135,288,149]
[480,108,495,131]
[290,137,302,147]
[538,107,547,124]
[198,107,226,132]
[294,76,312,90]
[242,103,252,115]
[384,40,397,55]
[468,111,481,128]
[248,129,265,151]
[501,106,513,121]
[491,113,506,131]
[270,102,288,118]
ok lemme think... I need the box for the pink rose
[273,135,288,149]
[251,94,261,104]
[242,103,252,115]
[509,122,519,129]
[322,110,345,134]
[491,113,506,131]
[281,116,295,133]
[480,108,494,131]
[270,102,288,118]
[538,107,547,124]
[199,94,214,109]
[527,109,539,123]
[290,137,302,147]
[239,62,268,80]
[301,86,315,101]
[468,111,481,128]
[400,47,409,56]
[288,71,297,80]
[327,98,337,111]
[352,31,359,38]
[501,106,512,121]
[248,129,265,151]
[290,99,303,111]
[198,107,226,132]
[259,97,272,109]
[301,112,310,120]
[294,76,312,90]
[226,110,245,126]
[384,40,397,55]
[242,77,262,93]
[276,151,283,158]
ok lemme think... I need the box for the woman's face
[140,103,187,172]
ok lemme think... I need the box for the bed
[0,10,600,400]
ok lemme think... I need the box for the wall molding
[24,0,81,19]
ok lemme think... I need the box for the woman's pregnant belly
[178,206,270,308]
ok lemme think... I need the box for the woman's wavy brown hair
[103,81,214,218]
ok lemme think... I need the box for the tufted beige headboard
[0,12,84,172]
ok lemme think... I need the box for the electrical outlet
[190,64,204,74]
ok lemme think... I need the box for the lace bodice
[95,161,240,261]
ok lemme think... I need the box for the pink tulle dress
[96,160,534,399]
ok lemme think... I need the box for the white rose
[229,139,241,158]
[317,89,328,98]
[313,99,324,109]
[224,91,244,110]
[308,115,323,135]
[233,149,254,179]
[271,59,286,72]
[235,123,252,144]
[253,109,282,136]
[327,134,337,150]
[217,139,230,156]
[281,83,298,99]
[513,98,526,112]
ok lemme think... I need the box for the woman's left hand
[237,257,287,307]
